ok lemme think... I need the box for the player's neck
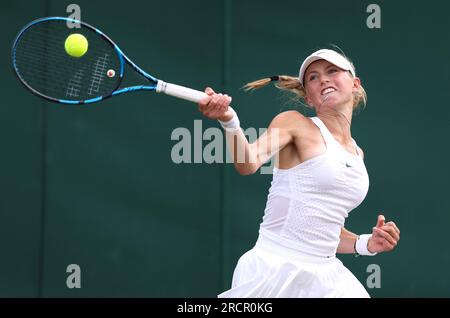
[317,107,353,143]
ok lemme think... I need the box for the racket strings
[13,20,122,101]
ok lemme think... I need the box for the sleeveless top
[260,116,370,257]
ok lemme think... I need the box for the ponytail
[243,74,367,111]
[244,75,305,97]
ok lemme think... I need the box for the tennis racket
[12,17,208,105]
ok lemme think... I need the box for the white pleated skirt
[218,229,370,298]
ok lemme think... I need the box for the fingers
[205,94,223,116]
[207,94,230,118]
[371,229,395,252]
[383,222,400,242]
[215,94,232,112]
[375,215,400,241]
[381,224,400,242]
[370,215,400,253]
[377,236,395,251]
[198,88,232,120]
[372,227,398,246]
[386,221,400,235]
[376,214,385,228]
[198,87,215,112]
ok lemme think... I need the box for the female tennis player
[198,48,400,298]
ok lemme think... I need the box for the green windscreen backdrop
[1,0,449,297]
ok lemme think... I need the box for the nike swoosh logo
[346,163,352,167]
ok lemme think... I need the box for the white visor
[299,49,356,86]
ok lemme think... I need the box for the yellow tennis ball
[64,33,88,58]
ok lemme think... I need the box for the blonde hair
[243,69,367,112]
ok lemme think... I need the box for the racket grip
[156,81,207,103]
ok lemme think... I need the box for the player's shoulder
[269,110,311,128]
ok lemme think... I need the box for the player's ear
[352,77,361,91]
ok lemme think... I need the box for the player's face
[304,60,358,110]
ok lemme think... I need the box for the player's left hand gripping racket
[12,17,209,105]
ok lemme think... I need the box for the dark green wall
[1,0,449,297]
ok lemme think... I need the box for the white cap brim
[299,49,355,86]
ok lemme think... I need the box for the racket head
[12,17,128,104]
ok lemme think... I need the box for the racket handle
[156,81,207,103]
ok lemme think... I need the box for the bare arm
[198,87,299,175]
[337,227,358,254]
[338,215,401,255]
[224,112,298,175]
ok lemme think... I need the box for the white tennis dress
[218,116,371,298]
